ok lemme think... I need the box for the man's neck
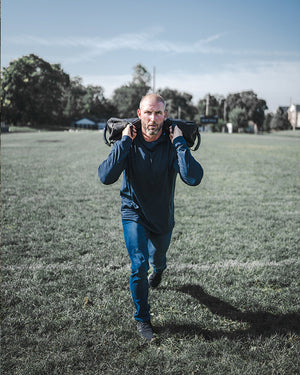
[141,129,163,142]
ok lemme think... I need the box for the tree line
[1,54,291,132]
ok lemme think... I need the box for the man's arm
[170,126,204,186]
[98,125,137,185]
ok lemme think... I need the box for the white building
[287,104,300,130]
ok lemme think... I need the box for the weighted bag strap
[103,123,110,145]
[192,132,201,151]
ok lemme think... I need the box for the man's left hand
[169,125,183,143]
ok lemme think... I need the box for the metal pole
[206,94,209,116]
[153,66,156,93]
[178,106,181,119]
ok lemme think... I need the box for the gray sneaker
[137,321,155,341]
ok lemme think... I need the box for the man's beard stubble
[144,122,163,136]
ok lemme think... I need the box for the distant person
[98,94,203,341]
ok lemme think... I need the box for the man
[98,94,203,341]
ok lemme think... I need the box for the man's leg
[148,230,172,287]
[122,220,150,322]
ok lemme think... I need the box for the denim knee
[130,250,149,276]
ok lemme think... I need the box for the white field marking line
[2,258,299,273]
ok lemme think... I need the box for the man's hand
[122,124,137,140]
[169,125,183,143]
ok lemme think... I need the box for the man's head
[137,94,167,141]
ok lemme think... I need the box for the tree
[270,108,291,130]
[132,64,151,87]
[251,98,267,130]
[197,97,207,119]
[196,94,225,123]
[81,85,116,120]
[225,90,268,130]
[111,64,151,117]
[63,76,87,121]
[228,107,248,132]
[63,77,116,122]
[198,94,225,116]
[1,54,70,127]
[157,88,197,121]
[226,91,267,125]
[263,113,273,132]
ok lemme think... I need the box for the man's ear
[137,109,141,119]
[164,111,167,120]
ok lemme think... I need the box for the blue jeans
[122,220,172,322]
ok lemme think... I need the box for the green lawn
[1,130,300,374]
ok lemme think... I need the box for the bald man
[98,94,203,341]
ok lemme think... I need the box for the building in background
[72,118,106,130]
[287,104,300,130]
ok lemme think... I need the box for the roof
[75,118,95,125]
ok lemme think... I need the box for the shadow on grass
[156,284,300,340]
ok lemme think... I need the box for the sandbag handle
[168,122,201,151]
[103,124,111,146]
[192,131,201,151]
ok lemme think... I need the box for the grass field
[1,130,300,374]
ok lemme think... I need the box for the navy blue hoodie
[98,130,203,234]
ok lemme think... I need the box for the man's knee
[130,251,149,275]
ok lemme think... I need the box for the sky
[2,0,300,112]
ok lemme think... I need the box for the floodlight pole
[178,106,181,119]
[206,94,209,116]
[153,66,156,93]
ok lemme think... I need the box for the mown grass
[1,130,300,374]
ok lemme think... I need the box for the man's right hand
[169,125,183,143]
[122,124,137,140]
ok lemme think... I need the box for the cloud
[7,30,299,67]
[159,61,300,111]
[6,31,225,64]
[82,60,300,111]
[8,30,224,51]
[81,73,132,95]
[5,30,300,111]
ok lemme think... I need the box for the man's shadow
[156,284,300,340]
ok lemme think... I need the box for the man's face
[137,98,167,137]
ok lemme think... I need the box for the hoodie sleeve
[173,136,204,186]
[98,136,132,185]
